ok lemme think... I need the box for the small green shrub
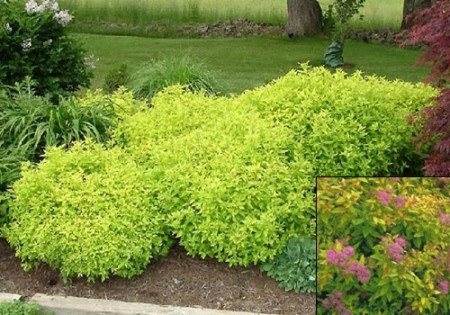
[261,237,317,293]
[3,141,173,282]
[128,54,218,99]
[0,0,92,101]
[239,64,438,176]
[0,300,52,315]
[103,64,130,94]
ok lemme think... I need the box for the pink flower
[394,196,407,208]
[390,177,400,182]
[322,298,331,309]
[326,250,339,265]
[331,291,343,301]
[326,246,355,268]
[388,243,404,262]
[342,246,355,259]
[324,291,351,314]
[348,262,371,284]
[440,213,450,226]
[395,236,407,247]
[375,190,391,206]
[439,281,448,295]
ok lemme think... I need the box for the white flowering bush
[0,0,92,101]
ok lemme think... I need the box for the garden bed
[0,239,315,315]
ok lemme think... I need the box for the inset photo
[317,177,449,314]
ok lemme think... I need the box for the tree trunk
[286,0,322,37]
[401,0,438,29]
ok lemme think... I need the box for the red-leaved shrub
[397,0,450,175]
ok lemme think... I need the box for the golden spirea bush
[3,141,172,282]
[3,65,438,281]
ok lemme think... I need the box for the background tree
[286,0,323,37]
[401,0,438,28]
[398,0,450,176]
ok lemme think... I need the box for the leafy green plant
[240,64,438,176]
[261,237,317,293]
[3,141,173,282]
[0,300,52,315]
[128,54,218,99]
[103,64,130,94]
[0,80,116,161]
[317,177,450,314]
[0,0,92,101]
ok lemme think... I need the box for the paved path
[2,292,274,315]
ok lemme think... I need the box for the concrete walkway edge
[0,292,21,303]
[29,293,272,315]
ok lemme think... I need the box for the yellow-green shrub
[2,141,172,282]
[114,86,315,266]
[4,64,438,279]
[239,65,438,175]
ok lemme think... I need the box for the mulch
[0,238,315,314]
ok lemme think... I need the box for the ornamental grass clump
[2,141,173,282]
[318,177,450,314]
[128,54,218,100]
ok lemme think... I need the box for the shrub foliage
[317,177,450,314]
[239,65,437,176]
[3,65,437,282]
[3,141,173,282]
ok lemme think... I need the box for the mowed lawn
[75,33,429,94]
[62,0,403,30]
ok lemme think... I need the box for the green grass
[74,33,428,95]
[61,0,404,35]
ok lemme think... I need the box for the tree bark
[286,0,323,37]
[401,0,438,29]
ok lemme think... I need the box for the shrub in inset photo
[317,177,450,314]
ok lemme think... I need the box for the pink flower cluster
[326,246,354,268]
[348,261,371,284]
[394,196,407,208]
[387,237,407,262]
[374,190,407,208]
[440,213,450,226]
[439,280,448,295]
[375,190,391,206]
[390,177,400,182]
[326,245,370,284]
[322,291,351,315]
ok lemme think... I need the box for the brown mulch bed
[0,238,315,314]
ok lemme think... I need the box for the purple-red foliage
[397,0,450,176]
